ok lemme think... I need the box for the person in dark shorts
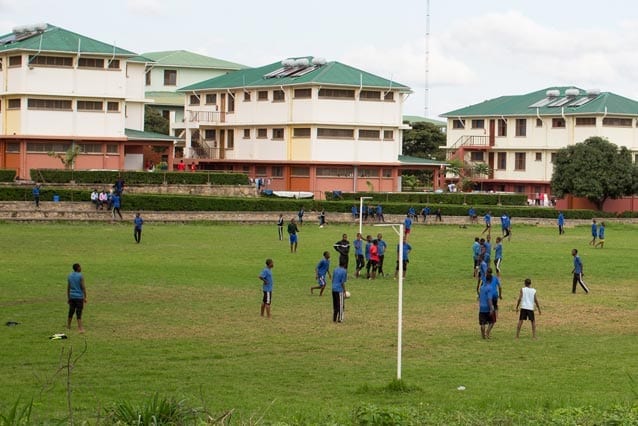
[311,251,331,296]
[133,212,144,243]
[67,263,87,333]
[258,259,274,318]
[277,214,284,241]
[288,218,299,253]
[516,278,541,338]
[571,248,590,294]
[331,260,348,323]
[478,277,495,339]
[354,233,365,278]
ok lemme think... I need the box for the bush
[106,393,203,425]
[325,191,527,206]
[0,170,17,182]
[29,169,249,185]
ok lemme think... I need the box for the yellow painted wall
[4,110,20,135]
[290,138,311,161]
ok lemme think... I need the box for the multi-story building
[142,50,245,143]
[441,87,638,198]
[178,56,446,195]
[0,24,175,179]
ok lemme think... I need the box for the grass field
[0,220,636,424]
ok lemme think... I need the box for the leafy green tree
[473,162,490,191]
[48,145,81,169]
[551,136,635,210]
[145,108,170,135]
[402,121,446,159]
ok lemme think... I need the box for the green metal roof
[398,155,448,166]
[441,87,638,118]
[125,128,179,141]
[178,57,411,92]
[145,91,186,107]
[141,50,246,70]
[0,24,136,56]
[403,115,447,127]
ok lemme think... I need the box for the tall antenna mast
[424,0,431,118]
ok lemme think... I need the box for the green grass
[0,221,636,424]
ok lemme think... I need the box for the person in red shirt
[177,160,186,171]
[368,239,380,280]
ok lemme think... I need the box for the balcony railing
[188,110,222,124]
[448,135,489,150]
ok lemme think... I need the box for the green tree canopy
[144,107,170,135]
[551,136,635,209]
[402,121,446,160]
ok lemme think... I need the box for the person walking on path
[331,260,348,323]
[111,192,123,220]
[258,259,274,318]
[32,183,41,208]
[481,211,492,236]
[516,278,541,339]
[594,222,606,249]
[589,219,598,246]
[311,251,331,296]
[288,218,299,253]
[133,213,144,243]
[67,263,87,333]
[571,249,590,294]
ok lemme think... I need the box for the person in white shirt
[516,278,542,339]
[90,189,99,209]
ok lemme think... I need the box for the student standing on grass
[332,260,348,323]
[595,222,606,249]
[376,233,387,277]
[478,275,495,339]
[589,219,598,246]
[494,237,503,277]
[354,233,365,278]
[111,192,123,220]
[32,183,41,208]
[394,241,412,279]
[311,251,331,295]
[484,268,502,322]
[288,218,299,253]
[368,239,379,280]
[277,214,284,241]
[482,211,492,235]
[501,213,511,241]
[297,206,304,227]
[403,214,413,240]
[571,248,590,294]
[333,233,350,269]
[557,212,565,235]
[258,259,274,318]
[472,237,481,278]
[516,278,541,339]
[67,263,87,333]
[133,213,144,243]
[364,235,373,278]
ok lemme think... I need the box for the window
[536,118,543,127]
[27,142,71,152]
[204,129,216,140]
[603,117,632,127]
[243,92,251,101]
[271,166,283,177]
[514,152,526,170]
[291,167,309,176]
[497,152,506,170]
[28,55,72,67]
[318,88,355,99]
[243,129,250,139]
[189,95,200,106]
[78,57,104,68]
[77,101,103,111]
[78,144,102,153]
[107,59,120,69]
[384,92,394,101]
[227,94,235,112]
[256,166,267,176]
[293,128,311,137]
[358,168,379,178]
[8,99,21,109]
[294,88,312,99]
[551,153,557,163]
[515,119,527,136]
[6,143,20,153]
[205,94,217,104]
[470,152,484,162]
[273,90,285,102]
[383,130,394,140]
[382,168,392,178]
[471,119,485,129]
[317,128,354,138]
[106,144,119,154]
[552,118,565,128]
[576,117,596,126]
[359,129,380,139]
[9,56,22,67]
[316,168,353,177]
[360,90,381,100]
[145,70,151,85]
[257,128,267,138]
[226,130,234,149]
[535,152,542,161]
[272,128,284,139]
[258,91,268,101]
[107,101,119,112]
[514,185,526,193]
[497,120,507,136]
[164,70,177,85]
[452,119,465,129]
[27,98,72,110]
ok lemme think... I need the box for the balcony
[188,110,223,125]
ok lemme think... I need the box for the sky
[2,0,638,119]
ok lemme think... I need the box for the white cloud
[126,0,165,16]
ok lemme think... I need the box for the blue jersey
[478,282,494,313]
[494,243,502,260]
[376,205,382,215]
[33,187,40,197]
[598,225,605,239]
[472,241,481,259]
[112,194,121,208]
[558,213,564,225]
[478,260,488,281]
[483,241,491,261]
[332,266,347,292]
[486,276,501,298]
[397,242,412,261]
[134,216,144,229]
[404,217,412,230]
[573,255,583,274]
[365,241,372,260]
[591,223,598,237]
[260,267,273,292]
[501,215,510,229]
[484,214,491,225]
[468,208,475,217]
[354,239,363,256]
[68,271,84,299]
[377,239,387,256]
[316,258,330,277]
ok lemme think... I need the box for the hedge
[0,169,17,182]
[29,169,249,185]
[325,191,528,206]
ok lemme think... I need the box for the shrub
[0,170,17,182]
[29,169,249,185]
[106,393,202,425]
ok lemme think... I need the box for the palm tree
[473,162,490,191]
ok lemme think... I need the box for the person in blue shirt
[111,193,123,220]
[571,249,589,294]
[481,211,492,235]
[476,255,488,294]
[376,233,387,277]
[421,206,430,223]
[375,204,384,222]
[364,235,373,278]
[351,205,359,221]
[67,263,87,333]
[394,241,412,279]
[484,268,502,321]
[594,222,606,249]
[403,215,413,240]
[483,235,492,266]
[287,218,299,253]
[494,237,503,277]
[478,275,495,339]
[297,206,304,227]
[331,260,348,323]
[32,183,41,207]
[408,206,417,222]
[472,237,481,277]
[258,258,274,318]
[354,233,365,278]
[468,207,477,224]
[133,213,144,243]
[311,251,331,296]
[501,213,511,241]
[589,219,598,246]
[557,212,565,235]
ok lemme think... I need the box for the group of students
[351,204,385,222]
[89,179,125,219]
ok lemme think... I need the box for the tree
[145,107,169,135]
[401,121,446,160]
[472,162,491,191]
[551,136,635,210]
[48,145,81,170]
